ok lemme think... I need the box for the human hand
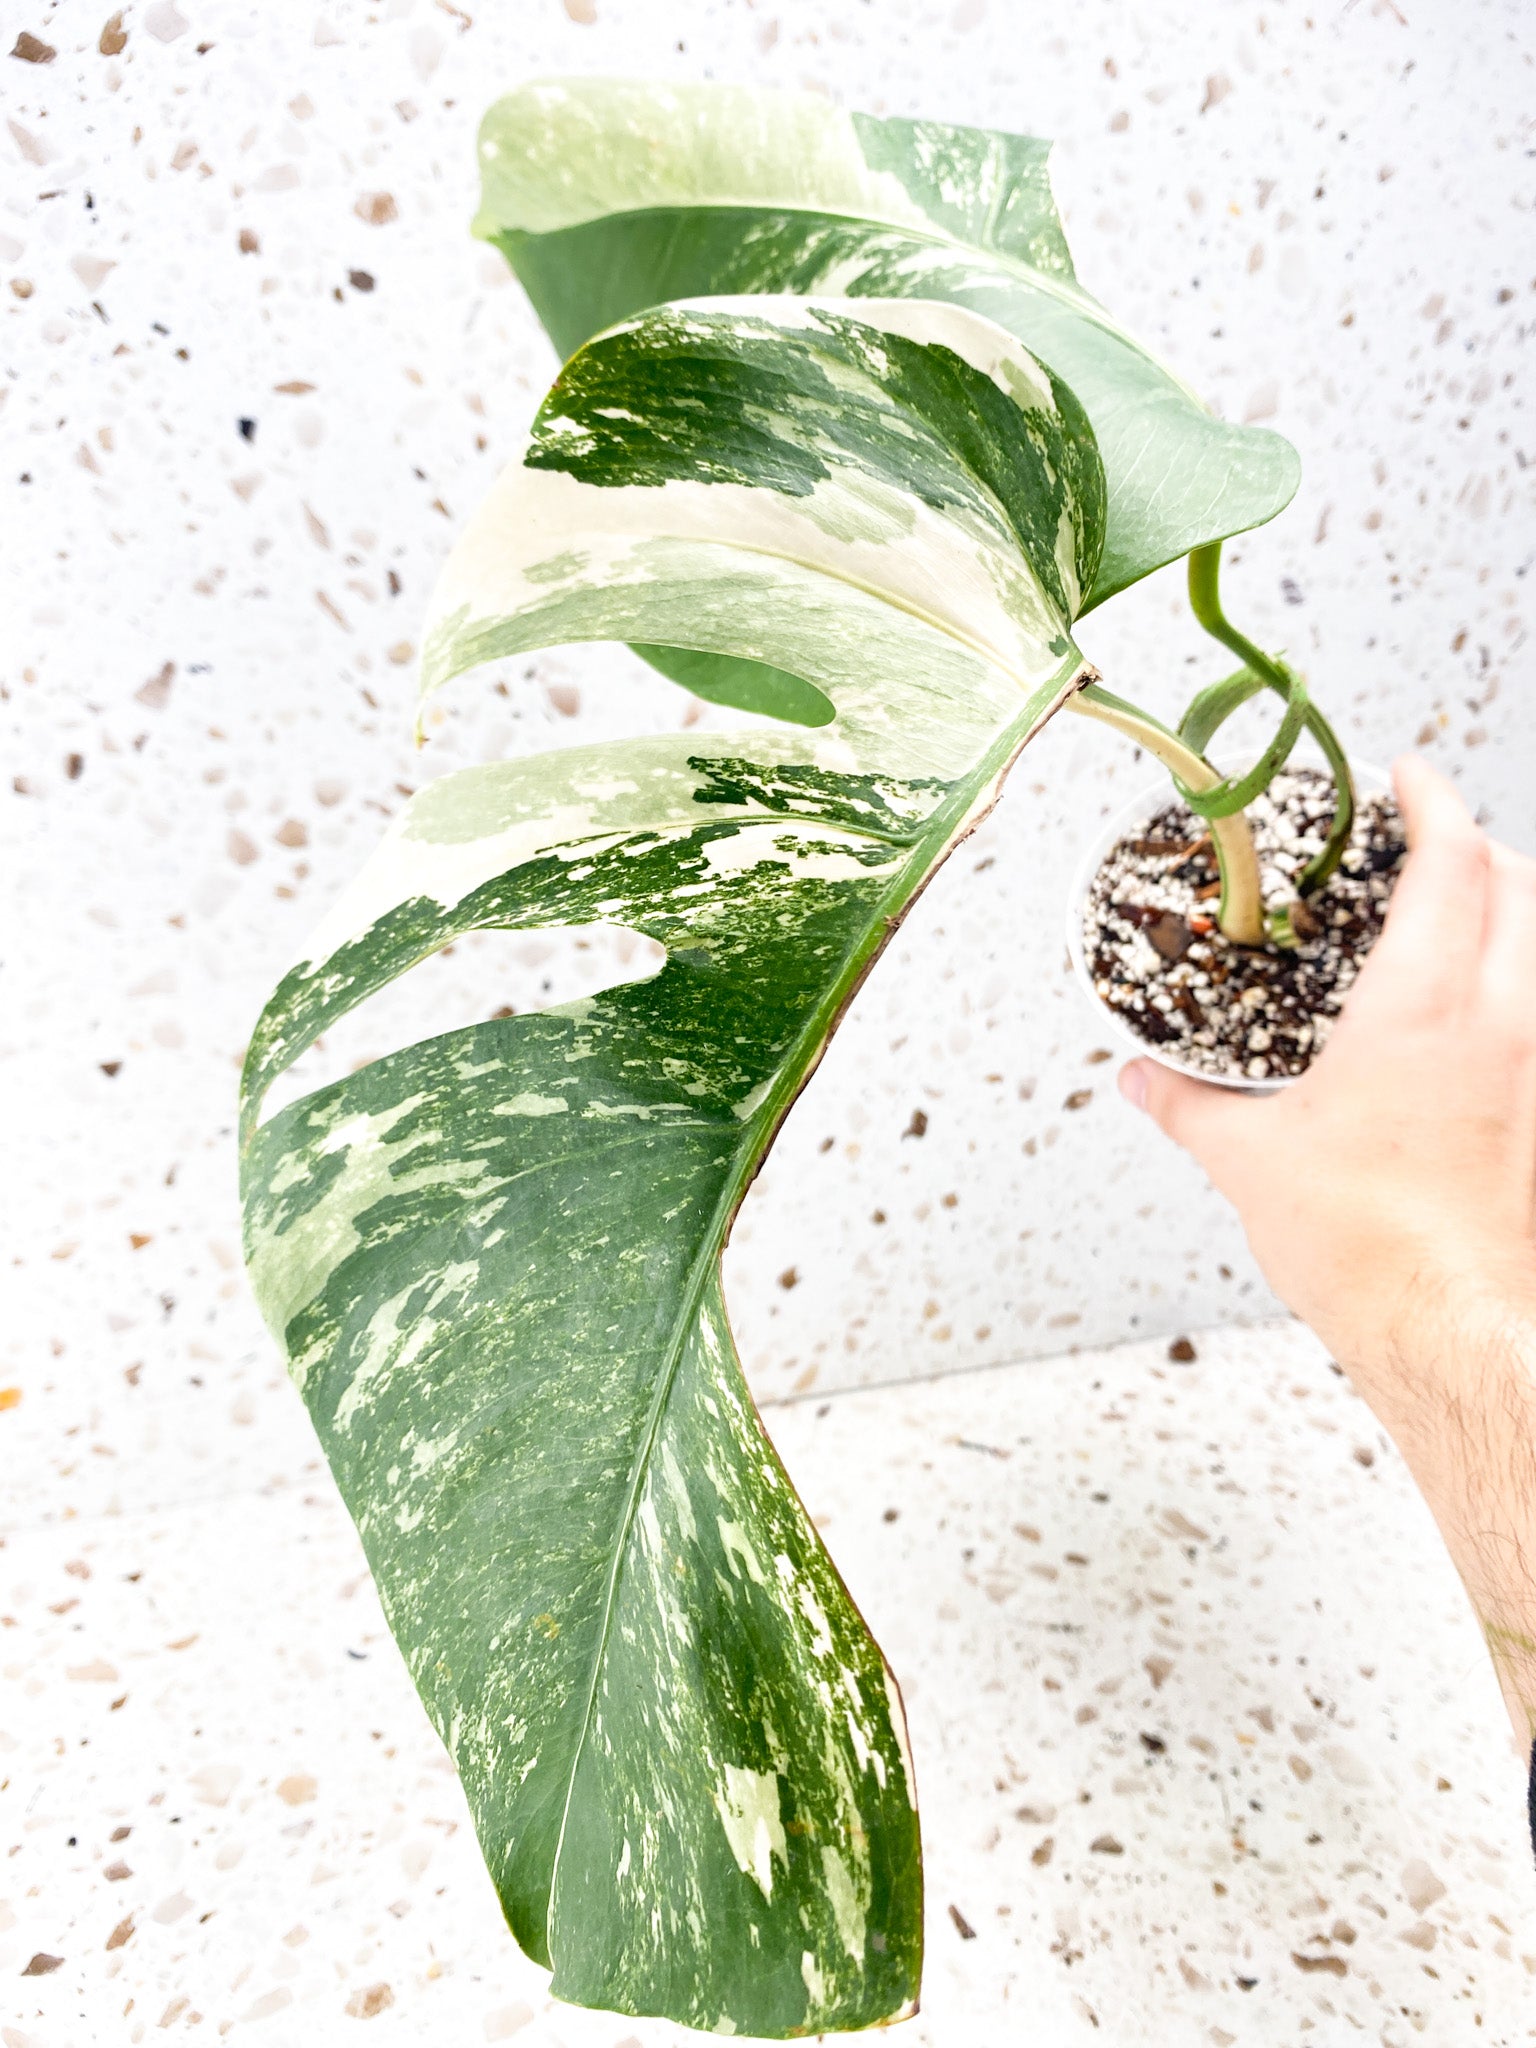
[1119,751,1536,1427]
[1119,752,1536,1746]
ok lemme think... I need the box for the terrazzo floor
[5,1320,1533,2047]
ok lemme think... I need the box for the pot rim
[1065,759,1390,1096]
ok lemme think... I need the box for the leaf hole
[258,922,665,1125]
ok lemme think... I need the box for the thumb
[1118,1057,1256,1182]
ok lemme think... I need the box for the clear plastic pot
[1065,762,1389,1096]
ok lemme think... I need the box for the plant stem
[1185,542,1356,895]
[1066,681,1266,946]
[1187,542,1291,691]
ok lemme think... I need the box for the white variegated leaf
[242,298,1100,2033]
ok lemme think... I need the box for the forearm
[1357,1286,1536,1748]
[1124,755,1536,1795]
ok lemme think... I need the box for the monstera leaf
[241,296,1104,2034]
[473,79,1299,621]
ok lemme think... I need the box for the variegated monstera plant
[241,82,1353,2038]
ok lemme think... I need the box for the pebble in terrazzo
[1084,769,1407,1082]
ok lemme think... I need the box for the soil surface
[1082,767,1406,1083]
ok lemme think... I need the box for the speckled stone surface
[5,0,1535,2041]
[5,1324,1535,2044]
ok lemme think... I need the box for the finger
[1119,1057,1263,1190]
[1393,749,1474,852]
[1343,752,1490,1020]
[1481,840,1536,1037]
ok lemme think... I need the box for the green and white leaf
[241,299,1101,2034]
[473,77,1299,622]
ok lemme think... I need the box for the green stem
[1185,543,1355,895]
[1187,540,1289,689]
[1067,682,1266,947]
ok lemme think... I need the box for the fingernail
[1119,1063,1148,1112]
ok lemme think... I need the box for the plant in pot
[240,82,1403,2037]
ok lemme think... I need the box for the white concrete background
[3,0,1534,2042]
